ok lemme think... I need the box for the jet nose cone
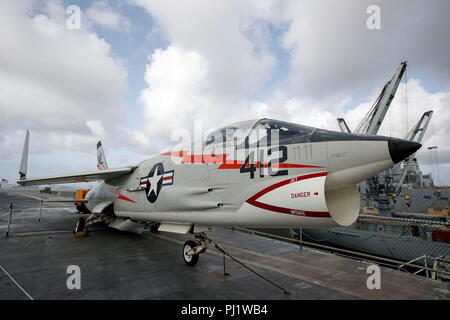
[388,138,422,164]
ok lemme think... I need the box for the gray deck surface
[0,191,448,300]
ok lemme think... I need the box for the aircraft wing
[17,167,135,186]
[1,191,89,203]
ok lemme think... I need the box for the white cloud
[0,0,134,183]
[280,0,450,100]
[132,0,278,101]
[86,1,131,32]
[140,44,347,145]
[86,120,105,137]
[140,45,212,139]
[0,0,127,149]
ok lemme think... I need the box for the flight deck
[0,191,448,300]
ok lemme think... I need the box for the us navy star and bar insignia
[135,163,174,203]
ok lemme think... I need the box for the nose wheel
[183,240,200,266]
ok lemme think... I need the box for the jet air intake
[238,172,360,228]
[324,184,359,227]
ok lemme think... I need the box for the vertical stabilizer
[96,141,108,170]
[19,130,30,180]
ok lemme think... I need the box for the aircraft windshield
[205,120,257,145]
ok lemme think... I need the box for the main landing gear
[182,233,209,266]
[73,217,87,237]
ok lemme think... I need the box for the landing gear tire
[183,240,199,266]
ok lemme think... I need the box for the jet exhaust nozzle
[388,138,421,164]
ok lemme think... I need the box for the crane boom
[337,118,352,133]
[394,110,433,193]
[404,110,433,144]
[355,61,407,135]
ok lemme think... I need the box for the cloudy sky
[0,0,449,185]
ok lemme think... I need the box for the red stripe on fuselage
[161,151,323,170]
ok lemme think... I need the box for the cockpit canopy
[205,118,381,148]
[206,118,319,147]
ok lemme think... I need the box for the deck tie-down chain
[201,234,290,295]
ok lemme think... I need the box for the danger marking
[291,192,311,199]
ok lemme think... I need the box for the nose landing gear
[182,233,209,266]
[181,231,290,295]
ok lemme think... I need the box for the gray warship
[299,62,449,279]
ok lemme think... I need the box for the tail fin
[19,130,30,180]
[96,141,108,170]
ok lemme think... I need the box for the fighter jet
[17,119,420,265]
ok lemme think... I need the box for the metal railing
[398,255,449,279]
[233,225,450,280]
